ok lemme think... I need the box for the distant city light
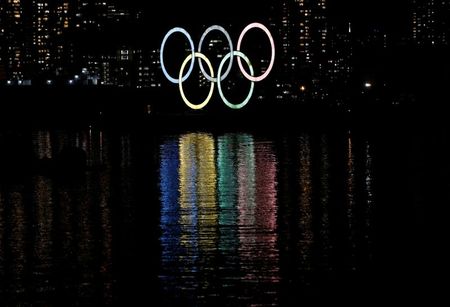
[0,0,444,96]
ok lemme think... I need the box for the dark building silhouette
[271,0,352,102]
[0,0,447,100]
[0,0,150,87]
[0,0,32,83]
[411,0,450,47]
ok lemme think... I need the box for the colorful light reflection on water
[159,133,280,305]
[158,131,376,306]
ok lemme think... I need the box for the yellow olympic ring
[178,52,215,110]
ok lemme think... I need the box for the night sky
[143,0,269,30]
[115,0,271,48]
[114,0,412,48]
[122,0,411,29]
[330,0,411,34]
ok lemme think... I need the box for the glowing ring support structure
[236,22,275,82]
[198,25,233,82]
[217,51,254,110]
[179,52,215,110]
[160,27,195,84]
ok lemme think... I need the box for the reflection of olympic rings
[160,22,275,110]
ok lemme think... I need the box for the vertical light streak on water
[364,140,375,261]
[194,134,218,301]
[9,187,28,296]
[77,172,95,298]
[217,134,238,258]
[97,169,113,304]
[32,130,52,159]
[159,138,181,291]
[178,134,200,290]
[56,173,75,291]
[120,134,132,169]
[298,134,314,274]
[195,134,218,258]
[237,134,256,276]
[32,176,54,296]
[254,139,280,303]
[0,188,4,295]
[215,134,240,303]
[85,127,102,167]
[318,134,331,270]
[346,131,357,270]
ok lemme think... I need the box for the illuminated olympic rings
[160,22,275,110]
[179,52,215,110]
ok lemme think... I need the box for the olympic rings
[237,22,275,82]
[217,51,254,110]
[198,25,233,82]
[160,22,275,110]
[179,52,215,110]
[160,27,195,84]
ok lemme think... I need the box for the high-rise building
[326,22,352,102]
[52,1,74,78]
[112,47,132,87]
[272,0,330,101]
[75,0,108,31]
[32,0,79,80]
[0,0,29,82]
[412,0,450,46]
[147,48,161,89]
[33,1,52,74]
[0,0,145,85]
[270,0,296,99]
[0,0,78,83]
[296,0,328,100]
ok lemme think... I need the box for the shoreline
[0,87,444,131]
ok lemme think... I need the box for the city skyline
[0,3,446,307]
[0,0,449,104]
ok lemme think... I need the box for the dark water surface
[0,124,447,305]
